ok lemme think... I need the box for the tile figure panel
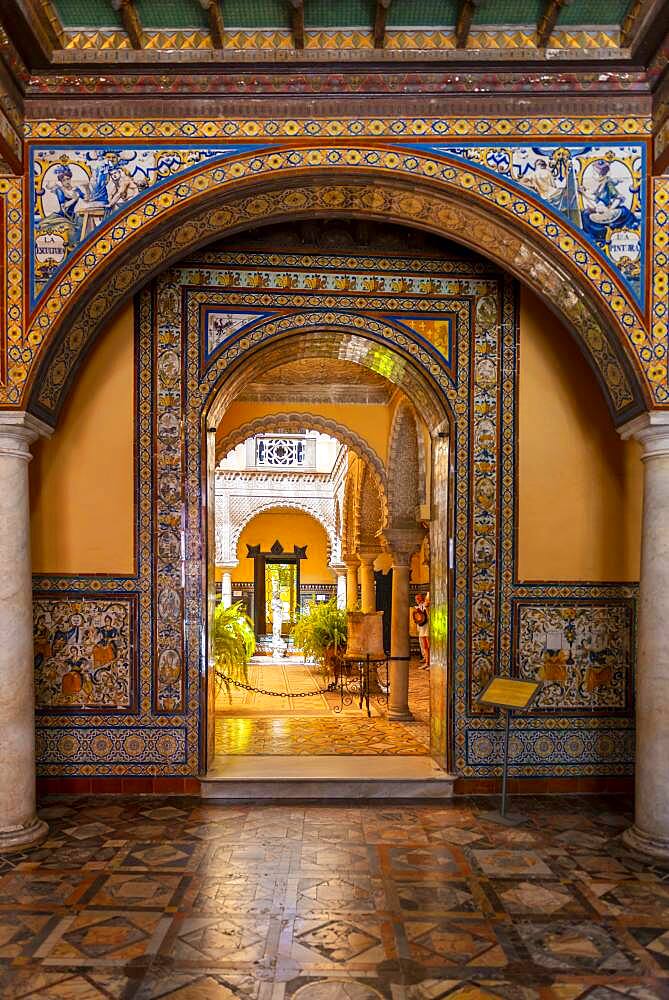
[514,600,633,713]
[411,142,646,306]
[33,595,137,712]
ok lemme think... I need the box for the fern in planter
[292,598,347,674]
[213,601,256,702]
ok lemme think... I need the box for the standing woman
[413,592,430,669]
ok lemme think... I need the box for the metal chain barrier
[215,670,338,697]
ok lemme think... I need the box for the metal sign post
[477,677,541,825]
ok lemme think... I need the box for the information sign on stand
[477,677,541,824]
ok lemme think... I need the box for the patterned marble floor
[216,659,431,756]
[1,794,669,996]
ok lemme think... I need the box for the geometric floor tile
[1,793,665,999]
[291,916,385,964]
[35,910,169,964]
[403,916,507,968]
[168,914,272,964]
[515,920,642,973]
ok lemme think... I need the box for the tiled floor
[1,794,669,996]
[216,657,431,756]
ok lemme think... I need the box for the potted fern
[213,600,256,702]
[292,598,347,676]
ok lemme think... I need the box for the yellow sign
[478,677,540,710]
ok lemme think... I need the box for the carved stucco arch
[26,171,648,427]
[216,411,388,505]
[228,500,336,565]
[355,462,386,548]
[387,400,426,521]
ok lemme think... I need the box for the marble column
[619,413,669,860]
[384,528,423,723]
[0,412,51,852]
[330,564,347,609]
[388,556,413,721]
[221,573,233,608]
[345,560,359,612]
[357,550,377,615]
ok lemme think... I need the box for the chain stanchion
[215,670,338,698]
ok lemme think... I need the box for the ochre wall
[232,510,333,584]
[217,401,393,465]
[30,302,135,574]
[517,287,642,581]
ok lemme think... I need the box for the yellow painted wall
[518,287,642,581]
[30,302,135,574]
[217,401,392,466]
[232,510,333,584]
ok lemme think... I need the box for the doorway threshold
[201,754,455,799]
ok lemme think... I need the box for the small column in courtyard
[345,560,359,611]
[0,413,51,851]
[330,563,347,609]
[619,413,669,860]
[218,563,238,608]
[357,549,378,614]
[384,529,423,722]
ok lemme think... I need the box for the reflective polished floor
[1,794,668,997]
[216,657,431,757]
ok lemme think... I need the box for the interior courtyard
[0,0,668,993]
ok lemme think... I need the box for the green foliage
[292,598,347,666]
[213,601,256,702]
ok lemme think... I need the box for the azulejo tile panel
[20,134,656,420]
[28,181,641,428]
[513,599,633,714]
[407,141,646,306]
[33,595,137,713]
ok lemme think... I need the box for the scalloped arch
[216,411,388,510]
[229,501,336,565]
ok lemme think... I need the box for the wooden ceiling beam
[0,1,54,69]
[373,0,392,49]
[537,0,573,48]
[199,0,225,49]
[455,0,481,49]
[111,0,144,50]
[288,0,305,49]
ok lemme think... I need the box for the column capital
[0,411,53,461]
[383,527,424,566]
[217,561,239,572]
[357,547,382,566]
[329,562,347,577]
[618,412,669,460]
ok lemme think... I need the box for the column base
[0,816,48,854]
[622,823,669,862]
[387,709,415,722]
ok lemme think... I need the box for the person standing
[413,592,430,669]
